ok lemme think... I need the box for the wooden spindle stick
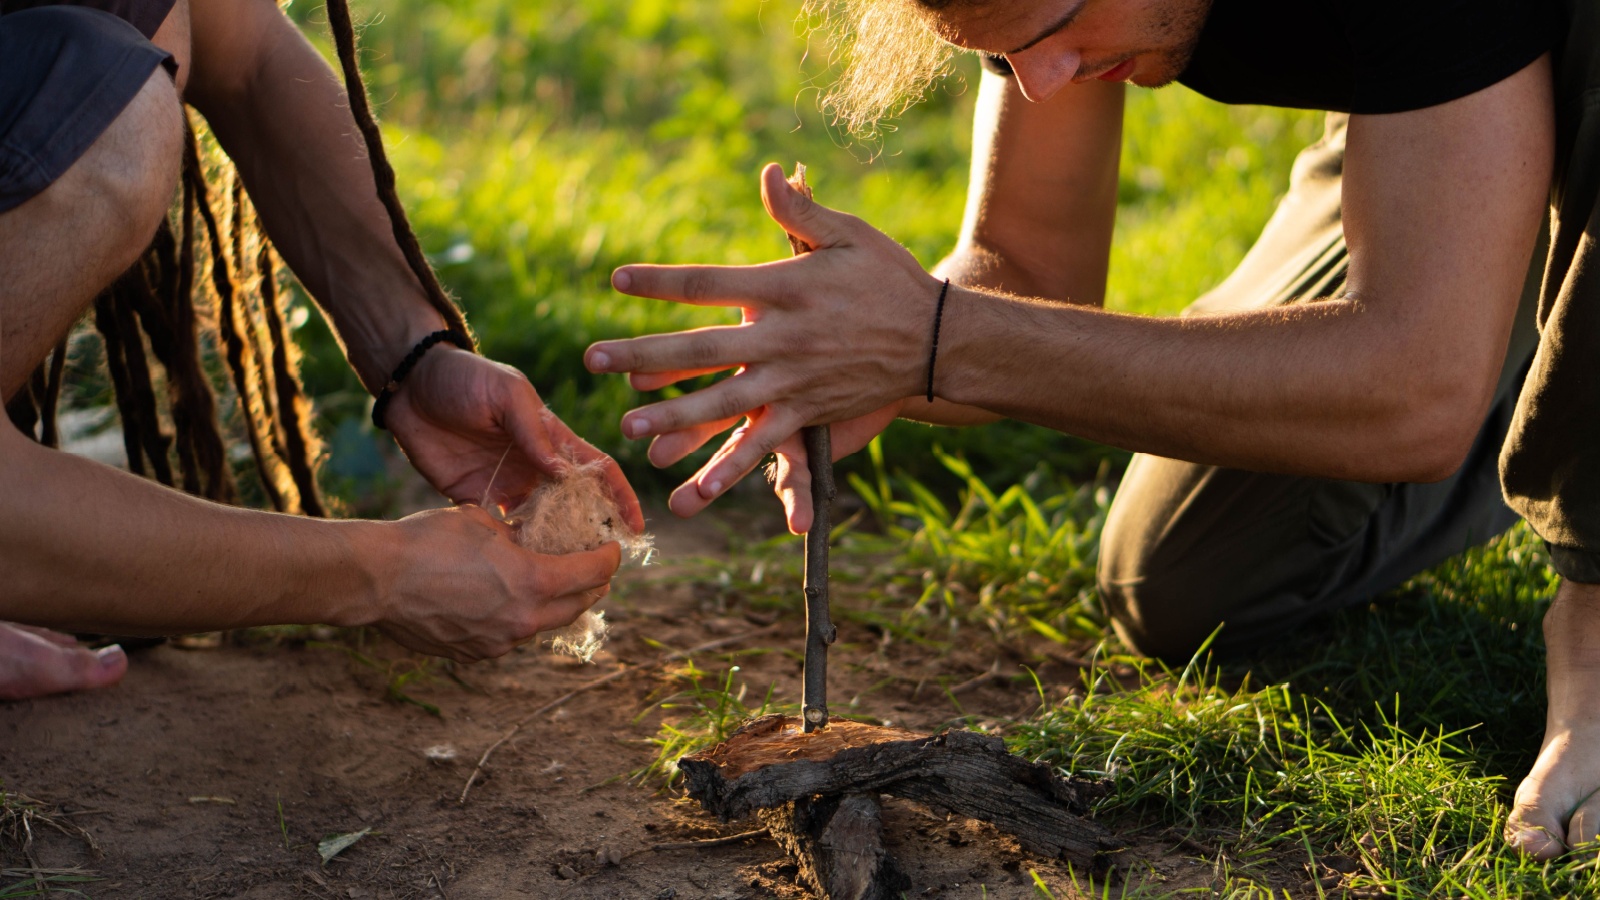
[784,165,836,733]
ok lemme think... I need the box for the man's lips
[1095,58,1137,82]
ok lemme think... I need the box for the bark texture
[758,793,909,900]
[680,715,1119,864]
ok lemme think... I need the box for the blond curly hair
[806,0,978,136]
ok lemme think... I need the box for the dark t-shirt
[983,0,1562,114]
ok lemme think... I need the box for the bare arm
[592,55,1553,493]
[915,71,1124,428]
[181,0,436,389]
[178,0,642,523]
[938,72,1122,305]
[936,57,1552,481]
[0,340,617,660]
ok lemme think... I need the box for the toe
[1508,765,1572,860]
[1565,789,1600,851]
[0,637,127,701]
[1506,804,1568,860]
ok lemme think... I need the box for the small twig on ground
[948,659,1007,696]
[1,792,102,861]
[459,624,781,804]
[623,829,768,861]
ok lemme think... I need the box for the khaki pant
[1100,2,1600,659]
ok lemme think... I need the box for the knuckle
[771,280,807,310]
[755,429,785,457]
[778,329,816,359]
[712,391,749,423]
[681,269,713,302]
[686,335,720,367]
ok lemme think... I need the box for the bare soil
[0,504,1233,899]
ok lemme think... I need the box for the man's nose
[1006,49,1082,102]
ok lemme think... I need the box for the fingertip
[611,267,633,292]
[668,484,705,519]
[586,345,612,373]
[697,475,724,500]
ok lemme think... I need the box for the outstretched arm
[179,0,640,524]
[590,55,1552,503]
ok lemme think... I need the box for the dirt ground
[0,503,1245,899]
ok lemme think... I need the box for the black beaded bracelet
[371,329,474,429]
[925,278,951,403]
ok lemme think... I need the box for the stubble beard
[1129,0,1216,87]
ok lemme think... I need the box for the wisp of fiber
[505,461,652,662]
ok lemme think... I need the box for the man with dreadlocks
[0,0,641,697]
[585,0,1600,862]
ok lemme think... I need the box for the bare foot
[0,622,127,701]
[1507,580,1600,858]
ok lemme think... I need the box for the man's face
[928,0,1216,101]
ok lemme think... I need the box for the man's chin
[1130,48,1197,88]
[1129,71,1179,89]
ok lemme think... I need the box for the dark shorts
[0,4,174,214]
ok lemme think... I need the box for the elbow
[1368,372,1494,484]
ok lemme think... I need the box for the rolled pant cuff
[1546,542,1600,584]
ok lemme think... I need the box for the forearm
[185,5,442,391]
[0,429,386,633]
[909,74,1123,430]
[937,289,1502,482]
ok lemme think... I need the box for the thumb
[508,402,570,480]
[532,541,623,599]
[760,163,847,252]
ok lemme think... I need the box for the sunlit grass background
[289,0,1320,494]
[276,1,1583,895]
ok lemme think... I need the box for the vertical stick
[802,424,836,732]
[784,165,836,733]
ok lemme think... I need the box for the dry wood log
[680,715,1119,864]
[758,793,909,900]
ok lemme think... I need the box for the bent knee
[1098,512,1296,662]
[84,70,185,262]
[1098,565,1227,663]
[12,75,184,275]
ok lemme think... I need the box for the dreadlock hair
[2,0,471,518]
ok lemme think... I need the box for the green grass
[634,659,797,787]
[833,456,1578,895]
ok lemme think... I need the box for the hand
[660,400,904,532]
[769,401,905,533]
[586,163,941,514]
[384,347,644,531]
[368,505,621,662]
